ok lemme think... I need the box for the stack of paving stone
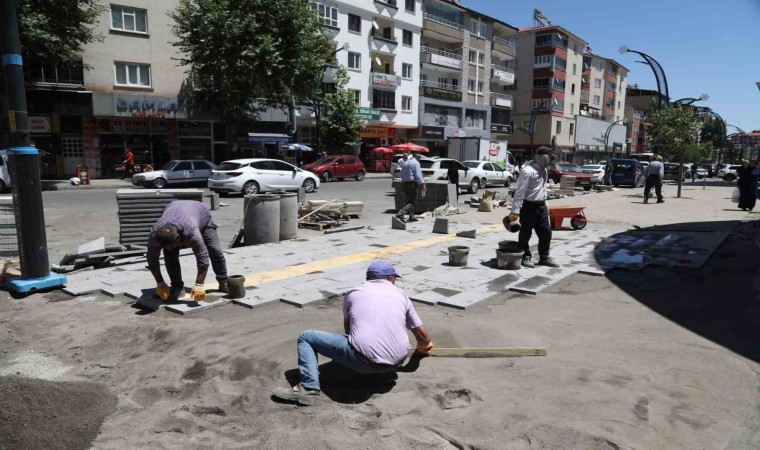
[559,175,576,196]
[0,196,18,257]
[117,189,203,246]
[393,182,448,213]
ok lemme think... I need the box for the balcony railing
[374,0,398,9]
[490,93,513,108]
[420,80,461,91]
[420,46,463,70]
[491,64,515,84]
[372,34,398,45]
[371,72,402,87]
[421,46,462,59]
[26,61,85,87]
[492,35,517,48]
[423,12,463,30]
[580,92,590,103]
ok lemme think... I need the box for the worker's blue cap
[366,260,401,279]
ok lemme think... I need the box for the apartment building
[412,0,517,154]
[624,106,648,154]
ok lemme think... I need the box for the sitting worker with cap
[147,200,228,302]
[272,260,434,406]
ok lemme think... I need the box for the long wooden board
[409,347,547,358]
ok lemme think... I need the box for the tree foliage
[319,67,363,152]
[699,115,726,150]
[170,0,333,123]
[646,105,702,161]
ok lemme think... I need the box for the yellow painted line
[211,223,503,289]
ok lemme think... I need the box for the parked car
[302,155,366,182]
[548,163,597,191]
[416,157,482,194]
[463,160,515,187]
[390,154,407,176]
[208,158,319,196]
[132,159,216,189]
[694,163,714,178]
[690,166,708,178]
[663,163,687,182]
[609,158,645,187]
[717,164,741,181]
[579,164,605,183]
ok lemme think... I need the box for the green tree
[699,115,726,153]
[319,67,363,152]
[646,105,702,161]
[170,0,333,131]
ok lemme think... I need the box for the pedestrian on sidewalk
[272,261,434,406]
[691,162,697,183]
[643,155,665,204]
[147,200,228,302]
[737,159,758,211]
[508,147,559,269]
[123,149,135,178]
[447,160,460,202]
[395,154,426,222]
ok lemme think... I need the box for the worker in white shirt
[507,147,559,268]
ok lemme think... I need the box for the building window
[532,98,550,110]
[402,96,412,112]
[617,101,621,109]
[348,14,361,32]
[594,61,604,71]
[573,43,579,53]
[571,83,576,95]
[348,52,361,70]
[594,78,602,88]
[402,29,413,46]
[535,34,552,47]
[569,123,574,135]
[468,50,484,65]
[114,62,151,87]
[351,89,361,104]
[61,136,83,157]
[593,95,600,105]
[534,55,551,67]
[608,82,616,91]
[572,63,577,75]
[467,79,475,92]
[465,109,486,129]
[553,78,565,91]
[556,121,562,134]
[311,2,338,28]
[424,104,461,127]
[570,103,574,114]
[405,0,415,13]
[372,89,395,110]
[492,107,511,125]
[402,63,412,79]
[111,5,148,33]
[470,19,486,37]
[477,81,484,93]
[554,57,567,71]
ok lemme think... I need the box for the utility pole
[1,0,66,293]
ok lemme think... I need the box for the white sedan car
[463,160,515,187]
[417,157,483,194]
[208,158,320,196]
[580,164,605,183]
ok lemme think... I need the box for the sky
[463,0,760,133]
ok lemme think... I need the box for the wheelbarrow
[549,205,587,230]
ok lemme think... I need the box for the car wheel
[355,170,366,181]
[152,178,167,189]
[479,177,487,189]
[724,174,736,182]
[242,181,259,196]
[504,178,511,187]
[321,171,332,182]
[583,186,591,191]
[468,178,479,194]
[302,178,316,193]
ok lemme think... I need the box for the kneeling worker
[273,260,434,406]
[147,200,228,302]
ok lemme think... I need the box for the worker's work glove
[507,213,519,222]
[415,341,435,356]
[156,282,170,301]
[190,284,206,301]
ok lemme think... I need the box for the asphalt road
[41,179,513,263]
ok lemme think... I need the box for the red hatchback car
[303,155,366,182]
[548,163,597,191]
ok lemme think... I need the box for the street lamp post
[672,95,708,198]
[519,100,554,160]
[594,118,626,159]
[619,46,670,110]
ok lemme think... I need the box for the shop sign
[421,126,444,139]
[371,72,401,87]
[114,94,185,118]
[360,127,389,138]
[576,144,589,151]
[421,86,463,102]
[451,129,466,138]
[430,53,463,70]
[357,107,381,121]
[29,116,51,133]
[492,68,515,84]
[490,124,511,134]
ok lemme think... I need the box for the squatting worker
[395,153,426,222]
[147,200,228,302]
[508,147,559,269]
[643,155,665,204]
[272,260,434,406]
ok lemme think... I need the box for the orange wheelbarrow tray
[548,205,588,230]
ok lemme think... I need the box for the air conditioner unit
[380,138,388,146]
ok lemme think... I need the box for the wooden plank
[409,347,547,358]
[323,225,365,235]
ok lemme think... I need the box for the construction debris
[298,199,364,231]
[53,240,148,273]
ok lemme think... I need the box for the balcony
[371,72,402,87]
[490,93,513,109]
[491,35,517,57]
[374,0,398,9]
[26,61,85,88]
[580,92,590,103]
[371,34,398,54]
[491,64,515,84]
[420,46,463,71]
[420,80,463,102]
[423,13,465,43]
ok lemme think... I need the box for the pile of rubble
[298,200,364,231]
[52,237,148,274]
[465,190,512,212]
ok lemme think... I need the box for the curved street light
[672,94,709,106]
[619,45,670,110]
[593,118,627,158]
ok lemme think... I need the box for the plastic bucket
[496,250,522,270]
[498,240,522,253]
[502,215,521,233]
[448,246,470,266]
[227,275,246,299]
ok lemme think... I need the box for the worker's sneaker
[218,279,228,294]
[168,285,185,302]
[537,257,560,268]
[408,217,419,222]
[521,257,535,268]
[272,383,320,406]
[657,199,665,204]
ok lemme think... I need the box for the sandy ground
[1,183,758,449]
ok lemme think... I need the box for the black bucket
[227,275,246,299]
[448,246,470,266]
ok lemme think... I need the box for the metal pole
[1,0,65,292]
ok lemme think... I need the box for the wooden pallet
[299,220,340,231]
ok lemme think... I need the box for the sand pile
[0,376,117,450]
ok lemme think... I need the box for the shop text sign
[114,94,185,119]
[356,107,381,121]
[29,116,51,134]
[421,86,462,102]
[360,127,389,138]
[421,126,444,139]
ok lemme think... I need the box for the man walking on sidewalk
[395,154,426,222]
[508,147,559,269]
[272,261,434,406]
[644,155,665,204]
[147,200,228,302]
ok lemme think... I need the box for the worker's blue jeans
[297,330,397,391]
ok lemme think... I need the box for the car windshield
[314,157,336,165]
[161,161,177,170]
[557,164,580,172]
[613,162,634,172]
[217,162,243,171]
[463,162,480,168]
[730,165,741,170]
[580,165,601,170]
[419,160,435,169]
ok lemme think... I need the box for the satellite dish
[374,56,382,66]
[372,20,380,30]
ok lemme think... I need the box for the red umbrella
[371,146,394,154]
[389,143,430,153]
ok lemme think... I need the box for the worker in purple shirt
[147,200,228,302]
[273,260,434,406]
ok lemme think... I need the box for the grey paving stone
[456,230,477,238]
[392,217,407,230]
[77,237,105,256]
[410,286,462,305]
[165,297,232,315]
[279,291,336,308]
[432,218,449,234]
[437,291,496,310]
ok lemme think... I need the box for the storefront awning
[247,133,291,143]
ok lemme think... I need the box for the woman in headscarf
[736,159,758,211]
